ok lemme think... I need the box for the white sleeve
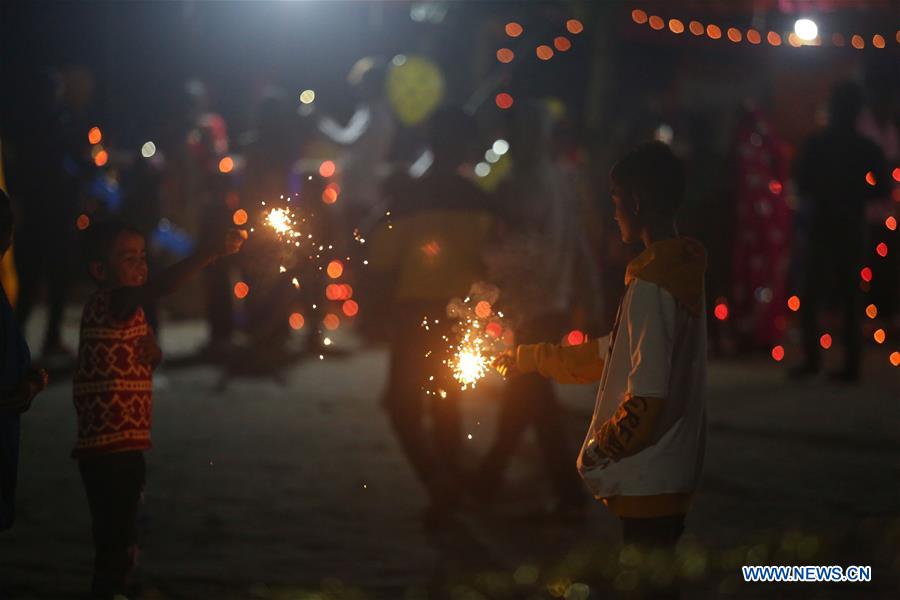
[625,280,676,398]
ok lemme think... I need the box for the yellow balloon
[386,55,445,126]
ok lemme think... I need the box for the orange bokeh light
[747,29,761,44]
[865,171,877,186]
[505,22,523,37]
[893,167,900,182]
[536,45,554,60]
[669,19,685,34]
[326,259,344,279]
[232,209,248,226]
[567,330,586,346]
[819,333,832,349]
[88,126,102,145]
[496,48,515,63]
[689,21,704,36]
[727,28,742,42]
[342,299,359,317]
[475,301,492,319]
[706,24,722,39]
[876,242,888,257]
[326,284,341,301]
[234,281,249,299]
[866,304,878,319]
[218,156,234,173]
[787,33,802,47]
[319,160,336,178]
[94,150,108,167]
[767,31,782,46]
[289,313,305,330]
[851,35,864,49]
[486,322,502,338]
[649,16,665,31]
[632,10,648,25]
[554,36,572,51]
[322,187,338,204]
[495,93,514,109]
[886,216,897,231]
[787,295,801,312]
[323,313,340,330]
[771,345,785,361]
[714,303,729,321]
[890,352,900,367]
[872,34,885,49]
[76,214,91,231]
[769,180,783,195]
[566,19,583,35]
[873,329,886,344]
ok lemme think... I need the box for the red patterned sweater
[72,290,153,458]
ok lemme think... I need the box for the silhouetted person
[370,106,494,527]
[473,101,587,517]
[792,82,888,382]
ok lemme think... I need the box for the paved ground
[1,310,898,599]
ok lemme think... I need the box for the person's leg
[620,515,686,600]
[79,452,145,599]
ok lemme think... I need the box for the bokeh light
[566,19,583,34]
[326,259,344,279]
[141,141,156,158]
[872,34,885,49]
[714,302,729,320]
[76,214,90,231]
[771,345,785,361]
[632,10,648,25]
[649,16,665,31]
[289,313,305,330]
[689,21,704,36]
[727,28,742,42]
[769,180,783,195]
[505,22,523,37]
[232,209,248,226]
[323,313,340,330]
[707,24,722,39]
[747,29,761,44]
[890,352,900,367]
[475,301,492,319]
[873,329,886,344]
[234,281,249,299]
[819,333,832,349]
[88,126,102,145]
[342,299,359,317]
[767,31,782,46]
[94,150,108,167]
[554,36,572,51]
[567,330,585,346]
[851,35,864,49]
[218,156,234,173]
[788,33,802,47]
[299,89,315,104]
[865,171,877,186]
[669,19,685,34]
[322,182,340,204]
[495,93,514,109]
[866,304,878,319]
[794,18,818,41]
[886,216,897,231]
[876,242,888,257]
[787,295,801,312]
[319,160,336,178]
[860,267,873,282]
[832,33,845,46]
[536,45,554,60]
[892,167,900,182]
[496,48,515,63]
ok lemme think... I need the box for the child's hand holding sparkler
[492,350,519,379]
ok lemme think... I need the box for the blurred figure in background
[370,106,494,527]
[474,101,589,518]
[319,58,396,230]
[791,82,888,382]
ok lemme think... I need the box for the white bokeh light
[794,19,817,41]
[141,141,156,158]
[492,139,509,155]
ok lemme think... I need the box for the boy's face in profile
[612,190,641,244]
[92,231,148,288]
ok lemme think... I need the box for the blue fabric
[0,281,31,531]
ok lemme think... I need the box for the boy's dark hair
[82,219,143,265]
[0,189,13,253]
[610,141,685,218]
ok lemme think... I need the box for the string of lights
[630,8,898,49]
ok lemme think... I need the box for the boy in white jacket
[498,142,707,595]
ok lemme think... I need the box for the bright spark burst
[449,334,490,390]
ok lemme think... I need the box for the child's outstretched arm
[110,229,246,320]
[512,337,608,384]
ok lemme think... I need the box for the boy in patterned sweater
[74,221,244,599]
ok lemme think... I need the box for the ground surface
[1,310,898,599]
